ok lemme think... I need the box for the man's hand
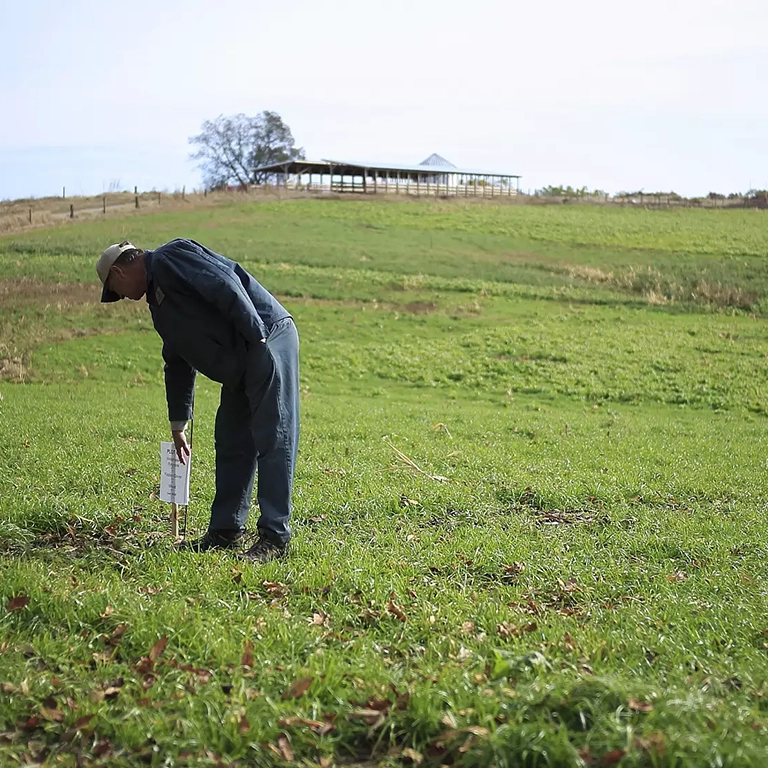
[172,429,191,465]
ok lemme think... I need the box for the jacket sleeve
[162,343,196,424]
[155,240,269,344]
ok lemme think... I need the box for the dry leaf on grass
[634,732,666,755]
[73,714,94,730]
[349,708,387,726]
[93,740,112,758]
[39,707,64,722]
[263,581,289,598]
[148,636,168,661]
[628,697,654,713]
[278,716,335,735]
[437,725,489,743]
[241,639,254,669]
[600,748,626,766]
[386,600,407,622]
[497,621,537,639]
[272,734,293,762]
[282,676,314,699]
[7,596,29,612]
[402,746,424,764]
[107,624,128,646]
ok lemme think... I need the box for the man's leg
[245,318,299,548]
[209,385,257,533]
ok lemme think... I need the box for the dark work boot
[241,536,288,563]
[177,528,246,553]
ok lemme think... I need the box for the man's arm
[163,343,195,463]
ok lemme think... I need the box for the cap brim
[100,284,121,303]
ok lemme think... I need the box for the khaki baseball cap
[96,240,137,302]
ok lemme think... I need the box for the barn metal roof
[253,157,520,179]
[419,153,457,168]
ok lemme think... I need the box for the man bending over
[96,238,299,562]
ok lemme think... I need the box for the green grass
[1,198,768,766]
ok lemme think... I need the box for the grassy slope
[1,199,768,767]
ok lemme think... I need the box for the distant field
[2,199,768,766]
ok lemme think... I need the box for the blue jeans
[209,318,299,544]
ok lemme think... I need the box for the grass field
[1,198,768,767]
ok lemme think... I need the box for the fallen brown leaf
[7,596,29,612]
[628,697,654,713]
[635,732,666,755]
[349,708,387,726]
[386,600,407,622]
[73,714,95,730]
[238,714,250,735]
[278,716,322,729]
[149,636,168,661]
[20,715,41,729]
[600,749,626,766]
[276,733,293,761]
[263,581,289,598]
[563,632,579,652]
[135,657,155,675]
[365,696,391,712]
[282,676,314,699]
[39,707,64,722]
[437,725,489,743]
[241,639,254,669]
[402,746,424,764]
[93,739,112,758]
[277,715,335,735]
[108,624,128,646]
[667,570,688,583]
[497,622,518,639]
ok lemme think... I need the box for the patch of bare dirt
[0,279,99,308]
[404,301,438,314]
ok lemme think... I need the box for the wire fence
[2,185,766,234]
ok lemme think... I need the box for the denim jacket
[144,238,291,423]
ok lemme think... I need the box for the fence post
[69,204,74,219]
[135,195,139,209]
[102,197,106,214]
[28,208,32,224]
[182,186,185,201]
[158,192,161,205]
[134,186,138,195]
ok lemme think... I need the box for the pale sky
[1,0,765,199]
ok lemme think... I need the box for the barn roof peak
[419,153,456,168]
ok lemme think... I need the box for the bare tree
[189,111,305,190]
